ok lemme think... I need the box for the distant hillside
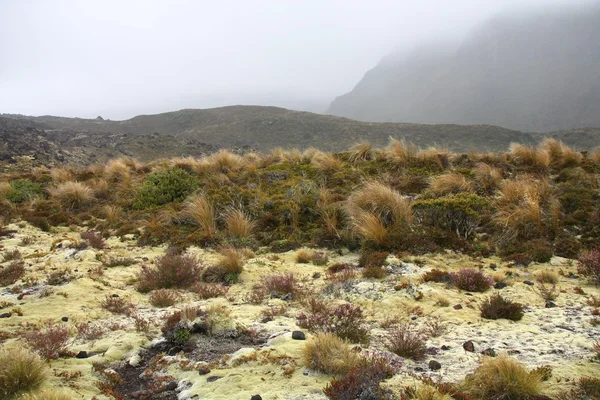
[328,2,600,132]
[2,105,600,167]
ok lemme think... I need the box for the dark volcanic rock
[292,331,306,340]
[428,360,442,371]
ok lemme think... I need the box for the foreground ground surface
[1,222,599,399]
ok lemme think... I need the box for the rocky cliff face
[328,3,600,132]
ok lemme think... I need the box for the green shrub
[133,167,198,209]
[7,179,45,203]
[413,193,489,239]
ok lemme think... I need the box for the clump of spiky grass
[509,143,550,171]
[301,332,360,375]
[137,253,204,293]
[50,167,74,183]
[493,177,560,243]
[208,150,245,172]
[0,347,47,398]
[461,354,543,399]
[182,194,217,238]
[429,172,473,196]
[348,142,374,163]
[47,181,94,208]
[311,151,344,172]
[216,245,248,275]
[385,138,418,165]
[223,207,255,238]
[0,182,14,201]
[105,158,132,182]
[348,209,388,246]
[385,322,428,360]
[540,138,582,168]
[19,388,74,400]
[474,162,502,194]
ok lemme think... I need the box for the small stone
[251,396,263,400]
[465,292,473,296]
[523,280,534,286]
[568,273,578,279]
[206,376,222,382]
[508,349,521,355]
[441,345,450,350]
[191,321,209,334]
[75,351,89,359]
[292,331,306,340]
[494,282,507,289]
[453,304,463,310]
[428,360,441,371]
[0,312,11,318]
[198,367,211,375]
[142,257,149,261]
[425,347,438,355]
[111,293,119,298]
[414,366,424,372]
[481,348,496,357]
[411,316,418,320]
[312,273,321,279]
[545,300,557,308]
[17,293,25,300]
[281,293,293,301]
[463,340,475,352]
[61,316,69,322]
[260,317,273,323]
[165,381,177,391]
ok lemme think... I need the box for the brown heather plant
[23,320,72,360]
[148,289,180,307]
[182,194,217,237]
[223,207,256,238]
[47,181,94,208]
[386,322,428,361]
[193,282,229,299]
[301,332,360,375]
[101,295,135,315]
[0,260,25,286]
[429,172,473,196]
[137,253,203,293]
[0,347,47,399]
[461,354,543,399]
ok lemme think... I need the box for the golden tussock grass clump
[540,138,582,168]
[348,209,388,246]
[0,347,47,398]
[429,172,473,196]
[88,178,110,198]
[47,181,94,208]
[461,354,543,399]
[208,150,246,172]
[216,245,251,275]
[410,384,454,400]
[317,187,344,238]
[49,167,74,183]
[348,181,413,227]
[537,270,559,284]
[223,207,256,238]
[509,143,550,170]
[348,142,374,163]
[0,182,14,201]
[384,138,418,165]
[86,163,105,176]
[417,146,450,170]
[103,205,121,225]
[474,162,503,193]
[105,158,132,182]
[493,177,559,241]
[311,151,344,172]
[182,194,217,238]
[295,248,314,263]
[301,332,360,375]
[18,389,74,400]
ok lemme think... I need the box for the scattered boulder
[75,351,89,359]
[523,280,534,286]
[494,282,507,289]
[61,316,69,322]
[481,348,496,357]
[198,367,211,375]
[463,340,475,352]
[292,331,306,340]
[206,376,222,382]
[251,396,263,400]
[165,381,177,391]
[0,312,11,318]
[453,304,463,310]
[545,300,557,308]
[428,360,442,370]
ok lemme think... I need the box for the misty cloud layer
[0,0,592,119]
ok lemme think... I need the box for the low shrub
[0,261,25,286]
[80,230,106,249]
[192,283,229,299]
[45,268,73,286]
[23,320,72,359]
[1,249,21,262]
[6,179,45,203]
[363,266,388,279]
[480,294,524,321]
[422,269,451,283]
[148,289,179,307]
[578,249,600,285]
[312,251,329,266]
[103,257,136,268]
[0,347,47,398]
[358,251,389,268]
[537,270,558,284]
[461,354,543,399]
[297,303,370,344]
[450,269,494,292]
[528,240,553,263]
[295,248,313,263]
[385,323,427,361]
[133,167,198,209]
[137,253,203,292]
[559,377,600,400]
[264,273,300,299]
[301,332,360,375]
[100,295,135,315]
[323,355,397,400]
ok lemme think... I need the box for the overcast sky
[0,0,593,119]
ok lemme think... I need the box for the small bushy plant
[23,321,72,360]
[578,249,600,285]
[480,294,524,321]
[133,167,198,209]
[137,253,203,292]
[6,179,45,203]
[0,261,25,286]
[450,269,494,292]
[298,303,369,344]
[385,323,427,361]
[323,355,397,399]
[148,289,179,307]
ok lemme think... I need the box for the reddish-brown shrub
[23,321,72,359]
[76,322,105,340]
[450,269,494,292]
[297,303,369,344]
[137,253,203,292]
[359,251,389,268]
[0,261,25,286]
[264,273,300,299]
[363,266,388,279]
[148,289,179,307]
[578,249,600,285]
[323,355,397,399]
[80,230,106,249]
[100,295,135,315]
[192,283,229,299]
[385,323,427,360]
[421,268,451,283]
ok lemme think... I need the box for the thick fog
[0,0,593,119]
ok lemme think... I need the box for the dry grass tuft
[385,138,418,165]
[47,181,94,208]
[208,150,245,172]
[105,158,132,182]
[223,207,256,238]
[461,354,543,399]
[540,138,582,168]
[0,182,14,201]
[311,151,344,171]
[509,143,550,170]
[18,388,74,400]
[348,142,374,163]
[50,167,74,183]
[429,172,473,196]
[182,194,217,238]
[295,248,314,263]
[216,245,248,275]
[301,333,360,375]
[348,181,412,228]
[474,162,502,193]
[0,347,47,399]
